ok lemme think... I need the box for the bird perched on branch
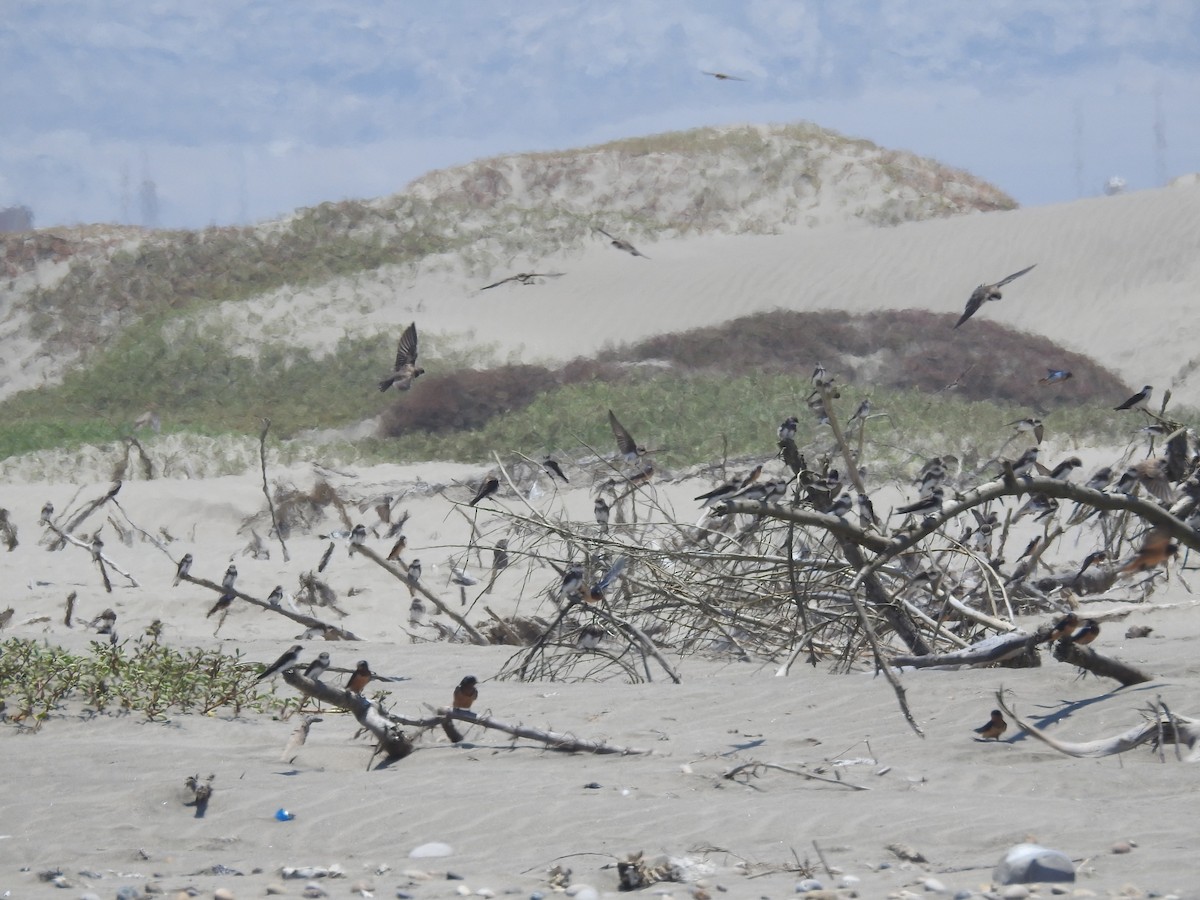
[973,709,1007,741]
[346,660,374,694]
[469,476,500,507]
[303,652,331,681]
[256,644,303,682]
[1059,618,1100,647]
[1046,612,1079,643]
[954,264,1036,328]
[452,675,478,710]
[378,322,425,392]
[173,553,192,586]
[1114,385,1152,411]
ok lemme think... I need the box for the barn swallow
[317,542,335,572]
[206,591,235,618]
[778,416,798,442]
[542,458,569,483]
[1007,417,1044,445]
[594,496,611,527]
[408,595,426,626]
[585,557,627,604]
[266,585,284,607]
[973,709,1007,740]
[1047,611,1079,642]
[492,539,510,571]
[378,322,425,392]
[1119,527,1178,574]
[893,487,944,516]
[1115,458,1173,503]
[1073,551,1106,583]
[303,652,331,681]
[1039,368,1073,385]
[345,660,374,694]
[349,524,367,546]
[1062,619,1100,646]
[469,476,500,507]
[173,553,193,586]
[608,409,647,464]
[221,564,237,591]
[627,464,654,487]
[479,272,565,290]
[256,644,303,682]
[595,227,649,258]
[702,70,745,81]
[1114,385,1153,411]
[953,264,1036,328]
[387,535,407,560]
[407,559,422,595]
[452,675,479,709]
[559,563,585,600]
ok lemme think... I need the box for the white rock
[408,842,453,859]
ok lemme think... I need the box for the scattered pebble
[446,871,465,880]
[838,875,860,888]
[1112,840,1134,854]
[78,894,102,900]
[476,890,495,898]
[923,878,948,893]
[1000,886,1029,899]
[213,891,235,900]
[993,843,1075,885]
[350,881,374,894]
[409,842,453,859]
[953,891,974,900]
[302,884,328,899]
[565,885,598,900]
[583,782,602,790]
[794,879,823,893]
[454,887,471,897]
[116,888,144,900]
[265,885,287,895]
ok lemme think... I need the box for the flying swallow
[256,644,303,682]
[378,322,425,392]
[1039,368,1073,385]
[559,563,585,600]
[479,272,565,290]
[387,535,407,560]
[702,70,745,81]
[469,476,500,507]
[542,458,569,483]
[317,542,335,572]
[492,539,510,571]
[1007,417,1044,445]
[595,227,649,258]
[594,496,611,527]
[221,564,237,591]
[585,557,627,604]
[173,553,193,587]
[608,409,647,464]
[266,585,284,607]
[206,591,235,618]
[1047,612,1079,643]
[1061,619,1100,647]
[453,675,479,709]
[1115,457,1172,503]
[778,416,798,442]
[345,660,374,694]
[893,486,944,516]
[1114,385,1153,411]
[973,709,1007,741]
[1119,527,1178,574]
[303,652,331,681]
[407,559,422,596]
[1073,551,1106,583]
[953,264,1036,328]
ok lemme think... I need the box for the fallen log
[890,631,1038,670]
[281,667,413,763]
[1051,640,1154,686]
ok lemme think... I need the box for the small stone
[302,884,328,899]
[994,843,1075,885]
[953,891,974,900]
[838,875,860,887]
[79,894,102,900]
[530,894,545,900]
[350,881,374,894]
[447,871,465,880]
[265,886,287,896]
[213,891,235,900]
[476,890,495,898]
[923,878,948,893]
[454,888,471,897]
[794,879,823,892]
[401,870,433,881]
[566,888,598,900]
[1111,841,1133,854]
[409,842,453,859]
[1001,887,1030,899]
[396,893,414,900]
[116,888,144,900]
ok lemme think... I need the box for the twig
[181,573,362,640]
[435,707,652,755]
[722,761,869,791]
[259,418,291,563]
[42,521,139,588]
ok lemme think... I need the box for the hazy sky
[4,1,1199,229]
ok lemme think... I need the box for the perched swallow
[408,595,426,626]
[206,591,235,618]
[346,660,374,694]
[492,539,510,571]
[811,363,833,390]
[585,557,627,604]
[627,463,654,487]
[479,272,565,290]
[778,416,798,442]
[702,70,745,81]
[1016,536,1041,562]
[559,563,585,600]
[1047,611,1080,642]
[828,493,853,518]
[1114,385,1153,411]
[973,709,1007,741]
[608,409,647,464]
[856,493,880,529]
[0,510,18,551]
[893,487,944,516]
[40,502,54,524]
[378,322,425,392]
[221,564,237,591]
[303,652,331,681]
[577,623,608,650]
[953,264,1036,328]
[469,476,500,507]
[372,495,394,524]
[1119,527,1179,574]
[90,533,104,561]
[1007,417,1044,445]
[387,535,407,560]
[726,479,789,505]
[594,496,611,527]
[256,644,303,682]
[1048,456,1082,480]
[173,553,193,587]
[848,399,871,426]
[596,227,649,258]
[349,524,367,546]
[542,457,569,483]
[806,394,830,425]
[317,542,335,572]
[1062,619,1100,646]
[1013,493,1057,522]
[1009,446,1039,476]
[1074,551,1106,582]
[1039,368,1073,385]
[407,559,422,595]
[695,467,762,509]
[452,675,479,709]
[1085,467,1113,491]
[266,585,284,607]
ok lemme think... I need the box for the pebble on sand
[993,842,1075,885]
[409,841,453,858]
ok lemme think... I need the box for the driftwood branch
[259,418,291,563]
[181,574,362,640]
[891,631,1038,670]
[43,521,139,588]
[281,668,412,762]
[1051,640,1154,686]
[723,760,870,791]
[996,690,1200,761]
[434,707,652,755]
